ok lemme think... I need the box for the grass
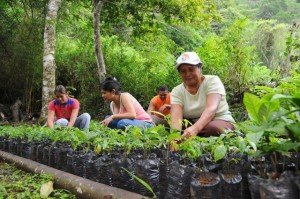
[0,161,77,199]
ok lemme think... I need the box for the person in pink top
[100,77,154,129]
[47,85,91,130]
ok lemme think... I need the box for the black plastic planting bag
[8,139,18,155]
[66,149,75,174]
[159,157,172,199]
[98,154,113,186]
[190,172,221,199]
[56,143,72,171]
[20,140,32,159]
[0,137,5,149]
[84,154,100,182]
[111,156,135,191]
[259,171,298,199]
[29,141,40,161]
[165,161,194,199]
[42,145,51,165]
[135,154,160,198]
[72,151,93,178]
[220,171,243,199]
[248,173,267,199]
[294,176,300,197]
[50,143,60,169]
[3,139,9,151]
[222,154,251,199]
[36,142,46,163]
[199,154,222,172]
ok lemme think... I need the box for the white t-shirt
[171,75,235,123]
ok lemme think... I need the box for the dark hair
[100,77,121,94]
[156,85,168,92]
[197,63,203,68]
[177,63,202,72]
[55,85,67,94]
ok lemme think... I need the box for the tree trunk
[11,99,22,122]
[0,151,145,199]
[93,0,107,84]
[41,0,61,119]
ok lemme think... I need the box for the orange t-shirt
[150,93,171,117]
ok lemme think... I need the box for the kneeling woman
[100,77,154,129]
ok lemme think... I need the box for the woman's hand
[101,115,113,126]
[182,125,199,138]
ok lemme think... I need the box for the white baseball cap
[175,52,202,69]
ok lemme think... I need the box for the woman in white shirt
[171,52,235,137]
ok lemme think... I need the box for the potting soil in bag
[165,161,194,199]
[220,171,243,199]
[259,171,298,199]
[190,171,221,199]
[135,154,160,198]
[200,153,222,172]
[222,154,252,199]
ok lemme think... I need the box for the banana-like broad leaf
[286,123,300,141]
[243,93,261,122]
[246,131,264,145]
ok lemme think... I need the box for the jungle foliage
[0,0,299,119]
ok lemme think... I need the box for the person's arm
[67,108,79,127]
[158,104,171,113]
[182,93,221,138]
[46,110,55,128]
[101,93,136,126]
[170,104,183,131]
[147,100,155,115]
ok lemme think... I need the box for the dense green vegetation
[0,0,299,119]
[0,162,76,198]
[0,71,298,197]
[0,72,298,160]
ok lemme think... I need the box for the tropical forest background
[0,0,299,122]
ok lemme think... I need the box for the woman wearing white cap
[170,52,235,137]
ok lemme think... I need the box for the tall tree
[41,0,61,118]
[93,0,107,84]
[91,0,217,84]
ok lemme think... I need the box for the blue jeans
[106,116,154,130]
[55,113,91,130]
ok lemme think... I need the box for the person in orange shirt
[147,85,171,126]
